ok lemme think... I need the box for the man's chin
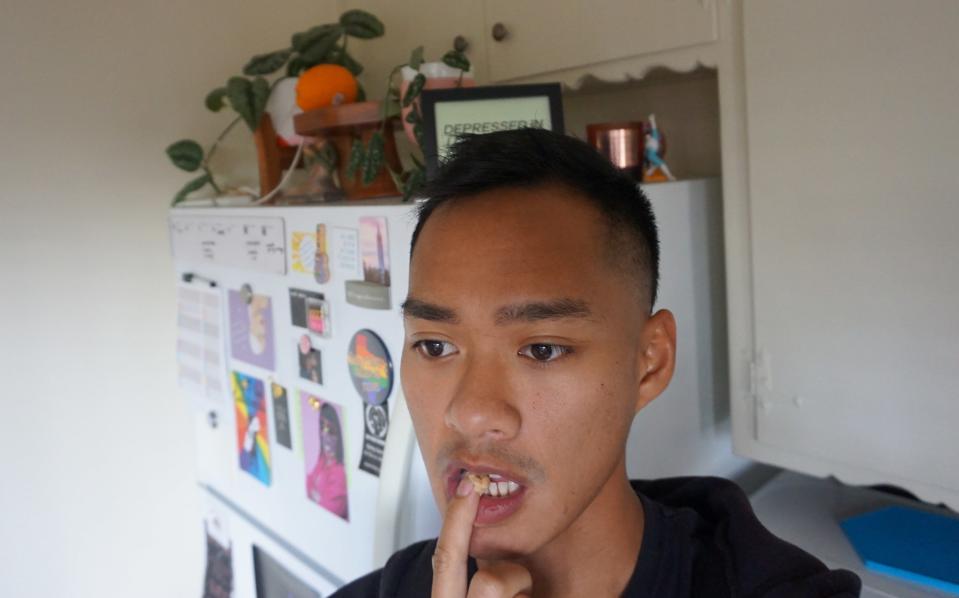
[468,530,530,561]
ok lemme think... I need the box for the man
[333,129,861,597]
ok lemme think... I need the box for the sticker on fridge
[314,224,331,284]
[232,371,272,486]
[345,217,391,309]
[228,284,276,370]
[347,329,394,476]
[202,509,233,598]
[301,392,350,521]
[176,279,226,402]
[330,226,361,280]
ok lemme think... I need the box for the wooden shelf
[293,101,385,136]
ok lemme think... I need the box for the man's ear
[635,309,677,413]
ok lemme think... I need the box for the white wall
[0,1,336,596]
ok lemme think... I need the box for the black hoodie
[332,476,862,597]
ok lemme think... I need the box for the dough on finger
[467,473,490,495]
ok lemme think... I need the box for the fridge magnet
[314,224,331,284]
[291,231,316,275]
[253,545,321,598]
[345,217,391,310]
[347,329,394,476]
[643,114,676,183]
[330,226,361,281]
[298,335,323,385]
[301,392,350,521]
[228,286,276,370]
[271,382,292,450]
[289,288,331,338]
[202,512,233,598]
[232,371,272,486]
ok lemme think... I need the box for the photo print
[202,510,233,598]
[298,335,323,385]
[232,371,272,486]
[289,288,331,339]
[301,392,349,521]
[345,217,391,309]
[314,223,331,284]
[228,284,275,370]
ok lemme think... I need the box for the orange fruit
[295,64,358,111]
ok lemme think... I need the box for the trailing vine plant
[165,9,384,205]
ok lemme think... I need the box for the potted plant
[164,9,384,205]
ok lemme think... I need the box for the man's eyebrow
[401,297,593,325]
[494,298,592,324]
[401,298,460,323]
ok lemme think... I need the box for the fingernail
[456,477,473,497]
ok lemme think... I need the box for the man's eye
[412,340,457,358]
[519,343,572,363]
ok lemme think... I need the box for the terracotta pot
[400,62,475,146]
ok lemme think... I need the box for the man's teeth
[463,471,521,497]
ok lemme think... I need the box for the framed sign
[420,83,564,177]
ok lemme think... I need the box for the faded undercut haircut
[409,128,661,311]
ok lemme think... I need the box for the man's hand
[432,478,533,598]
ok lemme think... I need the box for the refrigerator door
[172,201,421,589]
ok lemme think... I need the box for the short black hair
[410,128,660,310]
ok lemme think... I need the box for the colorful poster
[347,329,394,476]
[232,372,272,486]
[291,231,316,275]
[228,286,275,370]
[345,217,391,309]
[301,392,349,521]
[271,383,292,450]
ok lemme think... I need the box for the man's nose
[444,351,520,442]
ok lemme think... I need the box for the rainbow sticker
[232,371,271,486]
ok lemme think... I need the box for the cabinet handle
[491,22,508,42]
[453,35,468,52]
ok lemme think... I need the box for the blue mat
[841,505,959,595]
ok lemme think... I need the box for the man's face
[401,184,651,559]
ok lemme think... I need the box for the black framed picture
[420,83,564,178]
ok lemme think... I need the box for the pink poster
[300,392,349,521]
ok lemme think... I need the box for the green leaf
[361,131,385,185]
[345,137,364,180]
[355,82,366,102]
[339,9,384,39]
[408,45,424,70]
[441,50,471,72]
[402,73,426,108]
[405,109,420,124]
[298,29,343,66]
[328,47,363,76]
[166,139,204,172]
[401,166,425,202]
[286,57,307,77]
[172,173,211,205]
[413,122,424,148]
[292,24,342,52]
[317,142,338,170]
[226,76,270,131]
[243,49,292,76]
[205,88,227,112]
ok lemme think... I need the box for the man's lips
[443,460,530,525]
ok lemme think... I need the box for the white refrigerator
[169,179,733,597]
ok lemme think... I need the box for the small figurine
[643,114,676,182]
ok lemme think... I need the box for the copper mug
[586,122,645,181]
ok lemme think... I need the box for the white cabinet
[723,0,959,508]
[484,0,718,82]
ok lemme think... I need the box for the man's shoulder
[330,539,437,598]
[632,476,861,597]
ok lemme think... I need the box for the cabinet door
[484,0,717,82]
[339,0,489,99]
[740,0,959,503]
